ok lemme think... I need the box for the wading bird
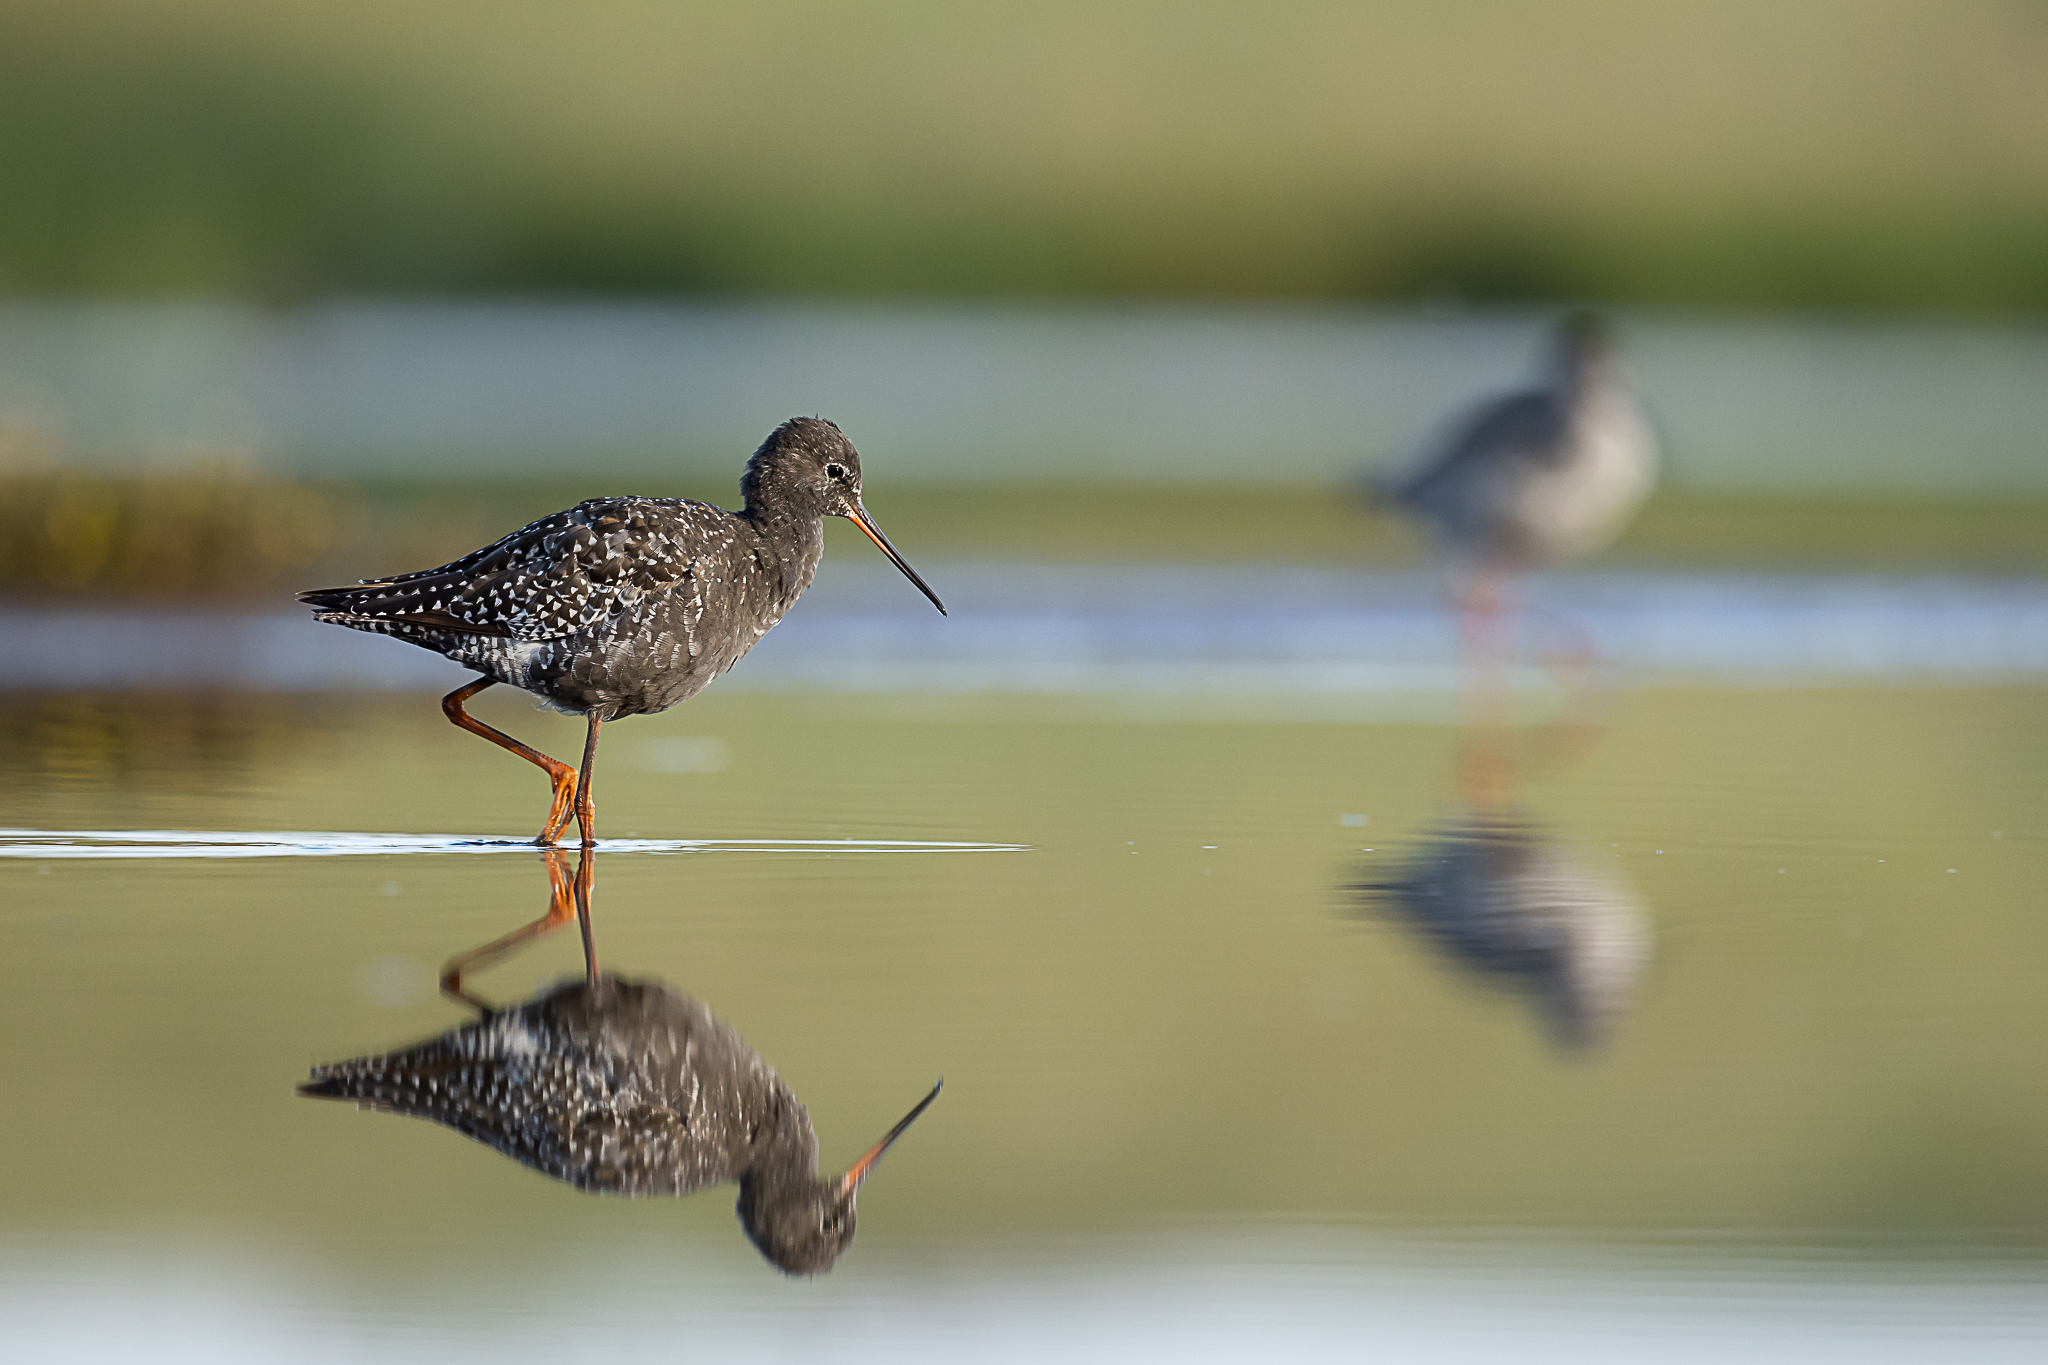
[299,418,945,844]
[1380,311,1658,627]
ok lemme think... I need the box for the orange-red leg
[573,712,604,847]
[442,677,578,844]
[1450,571,1612,797]
[1523,601,1612,779]
[1452,569,1517,812]
[1454,569,1515,713]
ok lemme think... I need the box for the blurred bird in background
[1377,310,1659,645]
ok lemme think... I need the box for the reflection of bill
[1353,809,1651,1052]
[299,848,941,1275]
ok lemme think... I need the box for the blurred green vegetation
[1,1,2046,309]
[4,471,2047,600]
[0,470,352,598]
[836,486,2048,574]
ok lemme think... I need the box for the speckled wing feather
[301,978,778,1197]
[301,1049,695,1195]
[1395,390,1570,505]
[297,497,719,643]
[1388,389,1574,547]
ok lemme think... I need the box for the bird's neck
[1558,353,1624,405]
[743,501,826,597]
[743,1088,821,1185]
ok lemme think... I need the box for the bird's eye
[824,463,848,480]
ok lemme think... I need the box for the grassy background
[1,0,2046,309]
[7,472,2048,600]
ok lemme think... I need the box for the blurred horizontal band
[7,567,2048,699]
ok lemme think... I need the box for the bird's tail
[297,584,504,637]
[295,586,363,612]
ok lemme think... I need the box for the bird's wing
[554,1105,729,1197]
[302,980,762,1199]
[300,1045,579,1174]
[301,1044,713,1194]
[1391,389,1571,506]
[296,498,726,640]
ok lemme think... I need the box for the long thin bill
[840,1078,945,1194]
[847,505,947,616]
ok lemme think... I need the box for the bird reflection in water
[1354,806,1650,1051]
[1351,699,1652,1053]
[300,848,942,1275]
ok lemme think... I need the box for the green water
[4,685,2045,1257]
[1,683,2045,1360]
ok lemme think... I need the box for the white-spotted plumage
[297,418,943,843]
[301,495,806,718]
[298,418,903,720]
[302,971,943,1275]
[302,975,799,1198]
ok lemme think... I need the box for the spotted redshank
[298,418,944,845]
[1381,311,1658,601]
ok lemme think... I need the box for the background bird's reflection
[1350,692,1652,1054]
[300,849,940,1275]
[1354,802,1651,1051]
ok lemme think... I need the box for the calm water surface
[2,672,2045,1360]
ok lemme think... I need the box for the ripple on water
[0,829,1031,860]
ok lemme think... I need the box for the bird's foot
[535,770,580,845]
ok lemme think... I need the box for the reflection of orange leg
[1455,720,1517,815]
[439,848,581,1011]
[571,848,600,984]
[1523,602,1614,779]
[573,712,604,847]
[1454,568,1518,812]
[442,677,578,845]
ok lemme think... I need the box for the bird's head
[742,416,865,518]
[736,1172,861,1276]
[735,1079,942,1277]
[741,416,946,614]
